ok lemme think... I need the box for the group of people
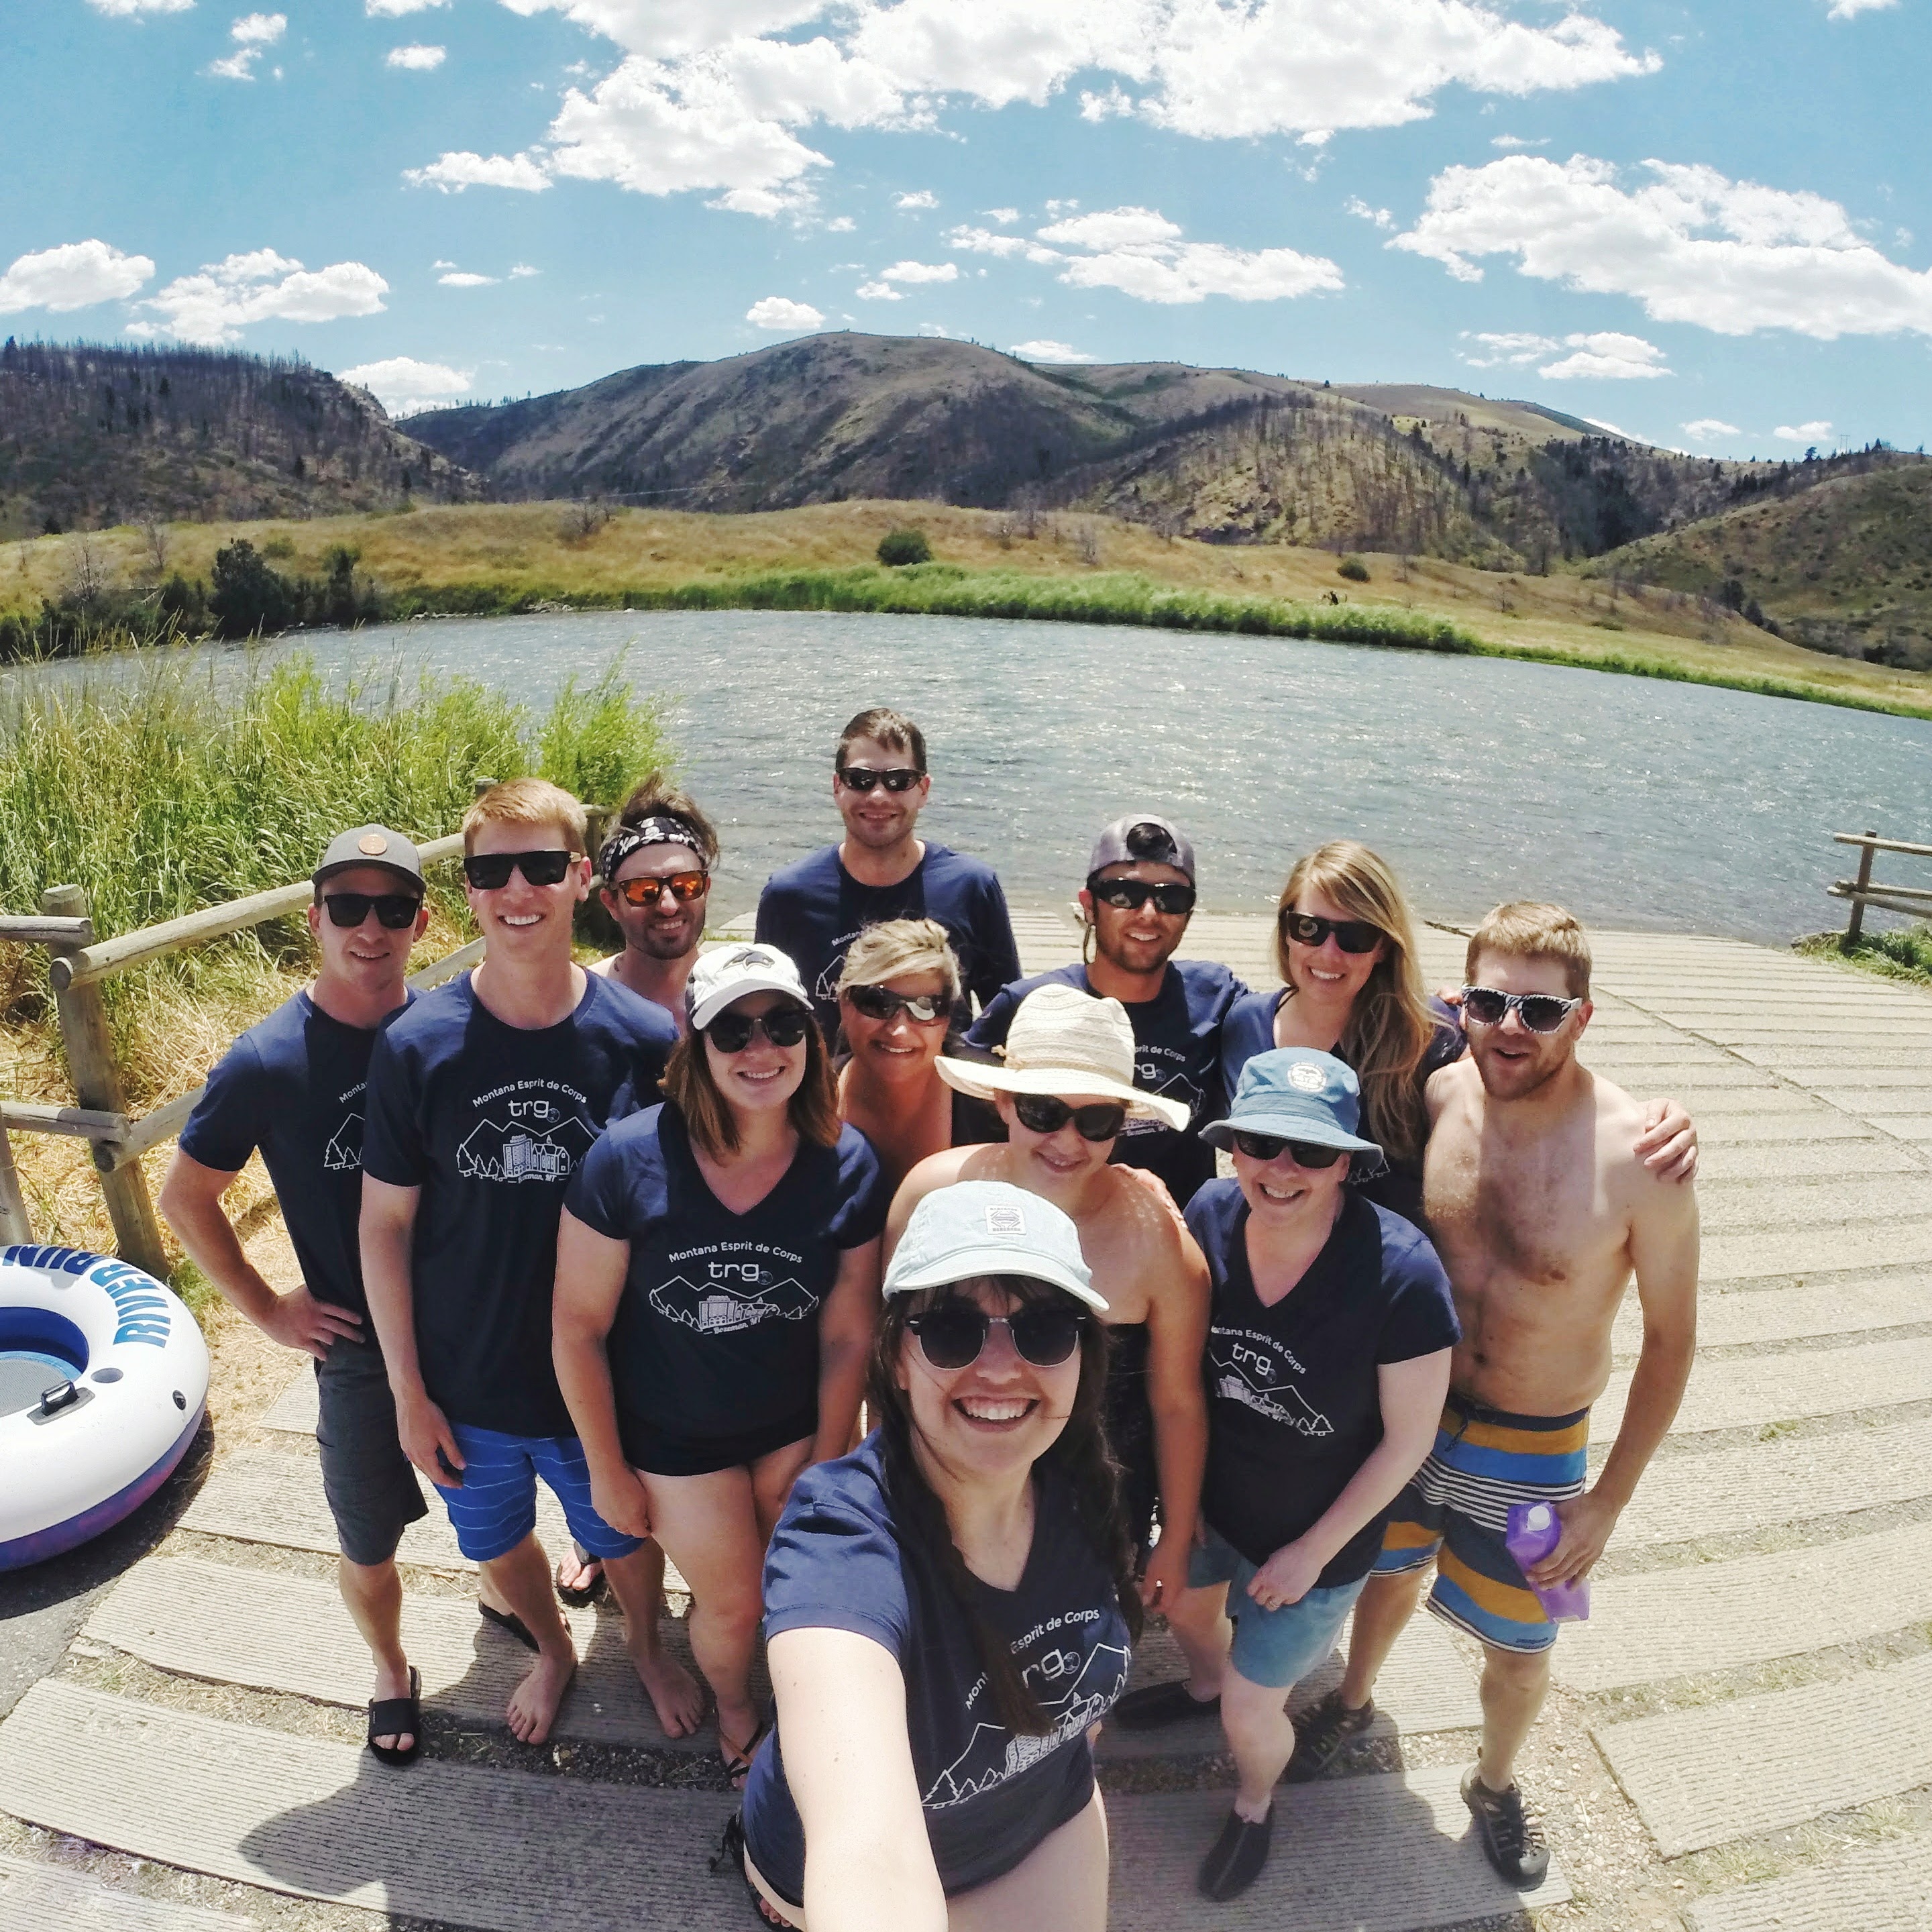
[162,704,1701,1929]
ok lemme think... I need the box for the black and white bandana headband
[599,816,707,884]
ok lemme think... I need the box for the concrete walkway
[0,916,1927,1932]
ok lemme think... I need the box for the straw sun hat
[936,983,1191,1129]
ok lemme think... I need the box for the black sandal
[720,1712,772,1790]
[1112,1676,1222,1729]
[479,1603,540,1652]
[555,1550,608,1609]
[366,1666,422,1768]
[710,1813,796,1928]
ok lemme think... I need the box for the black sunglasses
[1460,985,1582,1034]
[321,891,422,930]
[1231,1129,1347,1169]
[846,983,950,1024]
[463,849,576,890]
[837,765,924,794]
[907,1303,1089,1370]
[612,871,708,907]
[706,1004,814,1053]
[1281,910,1383,954]
[1089,878,1197,916]
[1012,1093,1128,1142]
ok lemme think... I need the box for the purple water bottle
[1504,1501,1591,1622]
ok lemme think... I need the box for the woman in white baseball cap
[729,1179,1140,1931]
[553,942,888,1786]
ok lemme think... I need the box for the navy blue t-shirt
[755,843,1022,1034]
[741,1433,1130,1903]
[1219,990,1465,1225]
[1185,1180,1460,1587]
[965,960,1246,1208]
[564,1104,886,1463]
[178,989,413,1324]
[361,971,677,1437]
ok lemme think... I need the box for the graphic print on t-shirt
[1116,1042,1205,1140]
[321,1078,368,1172]
[922,1616,1129,1809]
[457,1080,599,1184]
[812,928,865,1006]
[650,1241,820,1336]
[1209,1325,1334,1438]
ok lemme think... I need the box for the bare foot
[370,1658,416,1754]
[506,1649,576,1745]
[629,1629,704,1738]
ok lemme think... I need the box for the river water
[10,610,1931,941]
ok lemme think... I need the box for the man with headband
[590,775,719,1029]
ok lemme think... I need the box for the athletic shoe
[1460,1766,1550,1886]
[1197,1805,1272,1900]
[1112,1678,1221,1729]
[1283,1690,1375,1783]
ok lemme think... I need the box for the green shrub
[1337,555,1371,583]
[877,527,933,567]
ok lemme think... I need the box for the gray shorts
[315,1338,427,1566]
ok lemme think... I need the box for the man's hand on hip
[259,1285,364,1359]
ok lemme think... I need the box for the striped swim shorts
[435,1423,643,1565]
[1373,1395,1590,1655]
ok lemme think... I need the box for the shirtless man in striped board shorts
[1288,902,1700,1888]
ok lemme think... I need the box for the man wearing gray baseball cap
[163,824,433,1764]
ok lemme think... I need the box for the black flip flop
[720,1712,772,1791]
[479,1603,539,1652]
[710,1812,797,1929]
[366,1666,423,1768]
[555,1553,608,1609]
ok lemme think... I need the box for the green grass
[1796,923,1932,985]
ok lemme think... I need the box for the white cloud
[367,0,447,13]
[894,189,937,208]
[1011,339,1095,363]
[1396,154,1932,338]
[1038,204,1340,305]
[984,207,1020,225]
[337,355,471,414]
[745,293,824,329]
[824,215,856,231]
[207,9,284,78]
[498,1,830,58]
[916,321,957,337]
[1680,418,1741,441]
[386,43,446,68]
[1537,329,1670,379]
[1344,197,1395,230]
[875,258,956,282]
[855,280,903,300]
[1774,419,1834,441]
[510,262,541,276]
[1491,133,1548,150]
[1826,0,1896,16]
[439,270,498,286]
[88,0,195,15]
[1460,329,1559,366]
[407,150,552,191]
[1038,207,1182,251]
[947,225,1063,264]
[0,239,155,313]
[128,251,388,344]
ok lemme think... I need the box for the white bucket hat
[934,982,1191,1129]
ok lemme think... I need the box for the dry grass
[7,498,1931,717]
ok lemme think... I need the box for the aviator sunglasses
[1012,1093,1129,1141]
[612,871,708,907]
[847,983,950,1024]
[1231,1129,1347,1169]
[321,891,422,930]
[1089,878,1197,916]
[907,1302,1089,1370]
[1460,985,1582,1033]
[837,765,924,793]
[463,849,577,891]
[705,1004,814,1053]
[1281,910,1383,954]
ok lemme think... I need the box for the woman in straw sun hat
[886,982,1210,1615]
[732,1179,1140,1929]
[1112,1046,1458,1903]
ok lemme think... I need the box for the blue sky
[5,0,1930,458]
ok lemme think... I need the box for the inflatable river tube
[0,1244,209,1571]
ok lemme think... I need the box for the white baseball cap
[885,1180,1108,1311]
[686,942,812,1032]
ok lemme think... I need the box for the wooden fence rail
[0,784,502,1265]
[1827,829,1932,947]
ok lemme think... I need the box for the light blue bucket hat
[1200,1049,1386,1173]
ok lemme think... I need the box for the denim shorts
[1189,1523,1368,1691]
[434,1422,643,1564]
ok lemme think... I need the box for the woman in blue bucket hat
[1113,1049,1460,1903]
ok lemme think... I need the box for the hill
[0,340,479,538]
[1595,460,1932,669]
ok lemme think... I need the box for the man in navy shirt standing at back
[360,778,701,1749]
[755,706,1020,1036]
[965,815,1245,1209]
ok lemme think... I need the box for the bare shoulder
[1589,1070,1680,1205]
[896,1144,982,1203]
[586,953,616,979]
[1425,1055,1480,1128]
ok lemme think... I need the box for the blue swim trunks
[433,1424,643,1565]
[1373,1395,1590,1656]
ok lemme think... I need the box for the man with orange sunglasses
[591,773,719,1030]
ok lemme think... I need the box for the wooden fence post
[0,1123,31,1245]
[40,884,168,1277]
[1843,829,1877,949]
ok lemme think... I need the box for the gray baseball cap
[885,1180,1107,1311]
[1086,814,1195,884]
[313,825,425,890]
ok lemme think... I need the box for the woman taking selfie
[553,943,886,1785]
[732,1179,1140,1931]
